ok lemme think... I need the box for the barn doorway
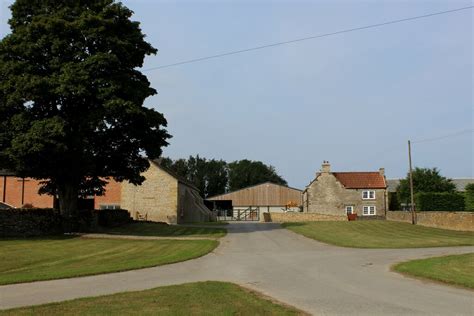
[205,200,260,221]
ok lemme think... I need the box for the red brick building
[0,170,121,209]
[0,163,215,224]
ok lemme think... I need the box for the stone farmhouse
[303,161,388,217]
[0,161,214,224]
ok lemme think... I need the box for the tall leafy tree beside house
[162,155,228,198]
[397,167,456,204]
[161,156,286,197]
[0,1,170,227]
[228,159,287,191]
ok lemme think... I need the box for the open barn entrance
[205,200,260,221]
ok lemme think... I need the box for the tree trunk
[57,181,79,233]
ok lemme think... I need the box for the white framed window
[363,206,376,216]
[99,204,121,210]
[345,206,354,215]
[362,190,375,200]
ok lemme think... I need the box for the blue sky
[1,0,472,188]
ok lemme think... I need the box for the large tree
[0,1,170,225]
[163,155,227,198]
[228,159,287,191]
[397,167,456,204]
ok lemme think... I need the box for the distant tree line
[160,156,287,198]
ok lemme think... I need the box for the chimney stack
[379,168,385,176]
[321,161,331,173]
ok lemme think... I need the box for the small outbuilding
[207,182,303,220]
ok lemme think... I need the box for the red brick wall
[94,179,122,209]
[0,176,54,208]
[1,176,121,209]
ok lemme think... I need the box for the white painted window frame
[362,206,376,216]
[362,190,376,200]
[99,204,121,210]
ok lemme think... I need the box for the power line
[412,129,474,144]
[143,6,473,71]
[350,129,473,167]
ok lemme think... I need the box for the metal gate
[217,207,260,221]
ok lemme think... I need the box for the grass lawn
[0,281,306,316]
[0,237,218,285]
[98,222,226,238]
[282,221,474,248]
[393,253,474,289]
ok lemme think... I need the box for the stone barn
[121,161,215,224]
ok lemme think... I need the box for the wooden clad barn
[207,182,303,220]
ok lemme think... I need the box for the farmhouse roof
[332,172,387,189]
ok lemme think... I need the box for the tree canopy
[397,167,456,203]
[227,159,287,191]
[162,156,287,197]
[0,1,170,222]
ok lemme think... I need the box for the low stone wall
[262,212,347,223]
[386,211,474,231]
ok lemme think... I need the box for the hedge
[97,209,132,227]
[465,183,474,211]
[388,192,400,211]
[0,208,132,237]
[415,192,465,212]
[0,208,63,237]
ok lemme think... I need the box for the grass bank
[0,281,306,315]
[282,221,474,248]
[393,253,474,289]
[0,237,217,285]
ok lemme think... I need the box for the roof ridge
[332,171,381,174]
[206,181,302,200]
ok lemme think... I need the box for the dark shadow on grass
[95,221,227,237]
[0,235,79,241]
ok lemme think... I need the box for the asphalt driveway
[1,222,473,315]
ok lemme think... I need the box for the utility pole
[408,140,416,224]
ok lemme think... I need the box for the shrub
[388,192,400,211]
[415,192,465,212]
[0,208,62,237]
[97,209,132,227]
[465,183,474,211]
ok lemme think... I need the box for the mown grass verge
[393,253,474,289]
[0,236,218,285]
[282,221,474,248]
[0,281,307,315]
